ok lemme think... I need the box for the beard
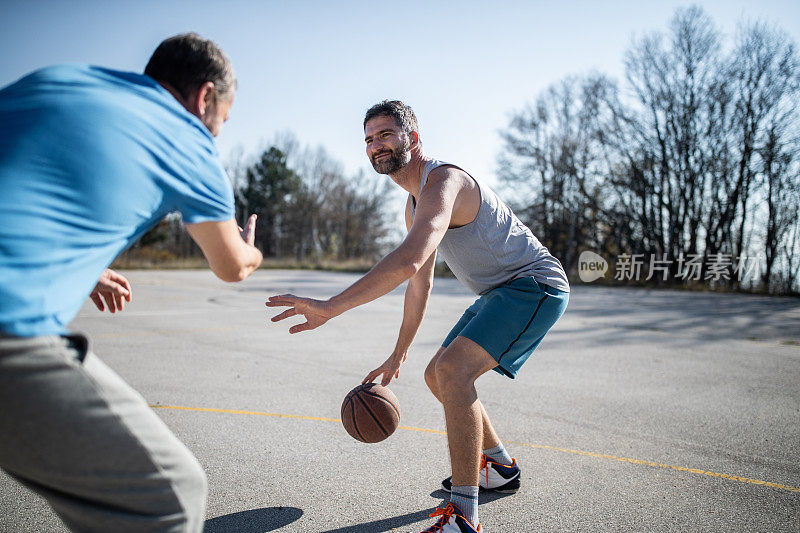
[370,139,411,174]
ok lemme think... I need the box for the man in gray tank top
[268,100,569,533]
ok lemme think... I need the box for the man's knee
[424,359,439,396]
[434,351,475,395]
[425,347,447,399]
[434,337,499,397]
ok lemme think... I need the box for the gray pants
[0,334,207,532]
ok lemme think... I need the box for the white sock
[450,485,479,526]
[484,442,513,465]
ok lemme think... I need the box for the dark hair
[144,33,235,101]
[363,100,419,134]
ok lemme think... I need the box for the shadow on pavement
[320,492,517,532]
[320,508,436,533]
[564,286,800,343]
[204,507,303,532]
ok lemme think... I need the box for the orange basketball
[340,383,401,443]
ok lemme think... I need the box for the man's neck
[157,82,190,111]
[389,152,431,197]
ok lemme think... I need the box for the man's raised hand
[240,213,257,245]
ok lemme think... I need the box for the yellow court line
[95,326,242,339]
[504,441,800,493]
[152,404,340,423]
[151,404,799,494]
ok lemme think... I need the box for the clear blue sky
[2,0,798,185]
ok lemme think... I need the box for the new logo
[578,251,608,282]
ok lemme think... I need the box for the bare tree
[623,6,725,274]
[499,73,618,271]
[730,22,800,269]
[497,5,800,293]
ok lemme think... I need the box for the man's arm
[267,169,461,333]
[327,182,452,313]
[186,214,262,282]
[363,199,436,385]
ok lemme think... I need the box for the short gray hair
[364,100,419,134]
[144,33,236,101]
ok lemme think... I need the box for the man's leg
[419,336,498,529]
[478,401,502,451]
[0,334,207,532]
[434,336,498,487]
[425,347,501,451]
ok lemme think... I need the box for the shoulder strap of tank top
[413,159,475,210]
[418,159,437,197]
[413,160,440,210]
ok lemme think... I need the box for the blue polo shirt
[0,64,235,337]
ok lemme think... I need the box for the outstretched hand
[239,214,257,245]
[266,294,335,334]
[90,269,132,313]
[363,352,407,386]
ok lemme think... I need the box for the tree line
[498,6,799,294]
[230,137,396,262]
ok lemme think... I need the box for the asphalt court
[1,270,799,532]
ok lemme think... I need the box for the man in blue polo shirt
[0,34,262,532]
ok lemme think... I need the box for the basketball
[340,383,401,443]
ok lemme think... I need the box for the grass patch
[112,255,378,274]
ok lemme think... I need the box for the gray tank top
[412,159,570,295]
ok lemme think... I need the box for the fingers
[265,294,299,308]
[109,281,129,298]
[289,321,316,334]
[91,270,132,313]
[103,283,126,312]
[115,275,132,302]
[101,291,117,313]
[363,368,391,386]
[381,361,404,385]
[242,213,257,245]
[114,291,125,311]
[265,300,291,308]
[102,278,130,299]
[90,292,105,311]
[265,294,328,334]
[271,308,297,322]
[362,369,381,384]
[103,269,131,297]
[381,373,394,386]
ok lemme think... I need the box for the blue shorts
[442,277,568,378]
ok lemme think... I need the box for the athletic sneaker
[441,455,521,494]
[421,502,481,533]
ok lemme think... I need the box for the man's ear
[409,130,421,148]
[190,81,216,118]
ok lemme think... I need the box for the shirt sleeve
[174,153,236,224]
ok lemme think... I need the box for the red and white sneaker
[421,503,481,533]
[441,455,521,494]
